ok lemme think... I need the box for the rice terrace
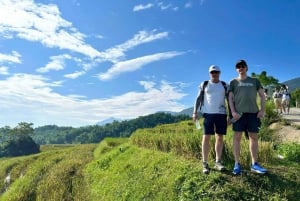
[0,107,299,200]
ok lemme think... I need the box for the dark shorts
[232,113,261,133]
[202,113,227,135]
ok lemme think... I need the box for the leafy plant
[277,142,300,162]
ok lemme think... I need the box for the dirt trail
[270,107,300,143]
[280,107,300,126]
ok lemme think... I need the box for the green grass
[0,120,299,201]
[0,144,97,201]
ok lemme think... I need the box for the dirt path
[270,107,300,143]
[280,107,300,126]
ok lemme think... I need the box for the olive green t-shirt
[229,76,262,113]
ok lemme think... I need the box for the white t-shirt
[201,81,227,114]
[282,91,290,100]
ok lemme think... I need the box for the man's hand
[257,110,265,118]
[192,113,198,121]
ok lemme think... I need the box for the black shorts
[232,113,261,133]
[202,113,227,135]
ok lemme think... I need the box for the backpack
[199,80,227,110]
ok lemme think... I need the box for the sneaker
[214,161,226,171]
[251,162,267,174]
[203,162,210,174]
[232,163,241,175]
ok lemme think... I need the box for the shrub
[277,142,300,162]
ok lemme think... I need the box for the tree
[10,122,34,138]
[291,88,300,107]
[0,122,39,157]
[251,71,279,88]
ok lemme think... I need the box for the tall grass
[0,144,97,201]
[131,119,276,168]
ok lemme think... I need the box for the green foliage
[277,143,300,162]
[259,100,280,142]
[131,120,276,166]
[84,139,298,201]
[131,120,202,159]
[290,88,300,107]
[1,135,40,157]
[251,71,279,88]
[0,144,97,201]
[0,137,299,200]
[31,113,190,144]
[0,123,39,157]
[0,109,299,201]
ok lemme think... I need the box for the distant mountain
[282,77,300,92]
[177,107,193,117]
[96,117,122,126]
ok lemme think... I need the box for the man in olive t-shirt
[228,59,267,175]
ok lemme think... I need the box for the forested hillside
[283,77,300,92]
[31,112,190,144]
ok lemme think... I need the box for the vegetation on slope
[0,131,299,200]
[0,101,299,200]
[0,144,97,201]
[31,112,190,144]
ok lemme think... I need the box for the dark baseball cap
[235,59,248,67]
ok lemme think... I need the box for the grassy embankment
[0,119,299,201]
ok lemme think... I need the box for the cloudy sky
[0,0,299,127]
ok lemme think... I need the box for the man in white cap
[193,65,228,174]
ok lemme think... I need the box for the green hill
[283,77,300,92]
[0,120,299,201]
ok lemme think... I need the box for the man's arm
[258,88,266,118]
[228,91,240,120]
[193,91,201,121]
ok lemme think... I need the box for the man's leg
[249,132,267,174]
[202,134,211,174]
[214,134,226,171]
[232,131,242,174]
[215,134,223,162]
[202,135,211,162]
[233,132,242,163]
[248,132,258,164]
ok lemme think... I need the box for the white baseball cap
[209,65,221,72]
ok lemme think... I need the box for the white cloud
[0,74,187,127]
[37,54,72,73]
[133,2,181,11]
[0,0,177,80]
[97,51,184,81]
[0,66,9,75]
[139,80,156,90]
[100,30,169,63]
[133,3,153,12]
[0,0,101,58]
[158,2,173,10]
[64,71,86,79]
[0,51,22,64]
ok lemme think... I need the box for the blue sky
[0,0,299,127]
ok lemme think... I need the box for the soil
[269,107,300,143]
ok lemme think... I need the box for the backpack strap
[199,81,209,110]
[221,81,227,98]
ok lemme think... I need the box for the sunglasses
[236,65,246,69]
[210,71,220,74]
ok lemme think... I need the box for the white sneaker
[214,161,226,171]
